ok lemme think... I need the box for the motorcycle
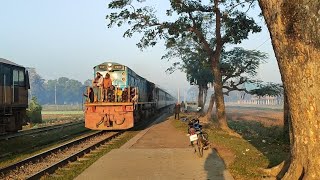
[187,118,209,157]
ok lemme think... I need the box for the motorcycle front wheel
[195,138,204,157]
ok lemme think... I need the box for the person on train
[122,88,128,102]
[107,85,115,102]
[116,87,123,102]
[103,73,112,102]
[92,72,103,102]
[84,87,94,103]
[131,88,138,102]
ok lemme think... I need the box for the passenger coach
[84,62,175,130]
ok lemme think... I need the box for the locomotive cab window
[19,70,25,86]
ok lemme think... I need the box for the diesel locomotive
[0,58,30,133]
[84,62,175,130]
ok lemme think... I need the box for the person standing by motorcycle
[174,102,181,119]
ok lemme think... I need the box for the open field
[226,106,283,127]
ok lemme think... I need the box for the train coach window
[19,70,25,86]
[13,70,19,85]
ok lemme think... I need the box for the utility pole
[178,88,180,103]
[55,83,57,110]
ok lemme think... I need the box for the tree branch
[187,11,215,56]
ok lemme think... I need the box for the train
[0,58,30,133]
[84,62,176,130]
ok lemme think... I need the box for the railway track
[0,120,84,141]
[0,109,170,179]
[0,130,124,180]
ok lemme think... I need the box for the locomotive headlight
[107,63,112,67]
[107,67,112,71]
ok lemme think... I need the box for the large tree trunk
[209,0,233,132]
[212,59,231,131]
[197,85,204,112]
[205,93,215,121]
[203,86,208,109]
[259,1,320,179]
[283,91,290,143]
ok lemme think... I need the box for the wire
[255,37,270,50]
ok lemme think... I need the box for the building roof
[0,58,23,67]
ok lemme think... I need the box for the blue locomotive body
[84,62,175,130]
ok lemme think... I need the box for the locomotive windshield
[94,62,127,89]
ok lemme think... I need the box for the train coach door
[2,66,11,104]
[13,70,19,103]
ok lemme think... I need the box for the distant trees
[27,69,88,105]
[27,68,46,104]
[165,45,268,119]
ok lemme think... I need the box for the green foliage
[106,0,261,50]
[27,97,43,123]
[27,68,46,104]
[221,47,268,95]
[249,83,283,97]
[106,0,265,93]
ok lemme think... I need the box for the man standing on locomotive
[103,73,112,102]
[92,72,103,102]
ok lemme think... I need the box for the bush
[27,97,43,123]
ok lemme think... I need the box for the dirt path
[76,114,233,180]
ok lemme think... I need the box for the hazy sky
[0,0,281,96]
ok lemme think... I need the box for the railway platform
[75,114,234,180]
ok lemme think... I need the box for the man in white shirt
[92,72,103,102]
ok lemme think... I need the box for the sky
[0,0,281,97]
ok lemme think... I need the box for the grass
[43,130,140,180]
[42,104,83,111]
[42,111,84,115]
[228,120,289,167]
[0,125,89,168]
[172,112,289,180]
[23,113,84,130]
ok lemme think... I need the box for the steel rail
[1,107,170,179]
[0,130,109,176]
[27,131,123,180]
[0,121,84,140]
